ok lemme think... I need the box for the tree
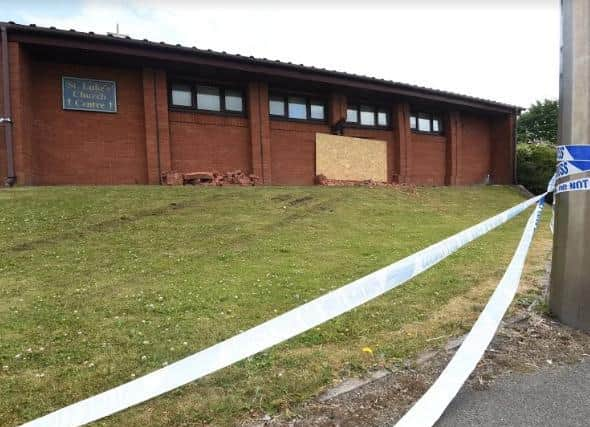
[516,99,559,144]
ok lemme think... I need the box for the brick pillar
[142,68,161,184]
[248,81,271,183]
[329,93,346,127]
[248,82,263,178]
[9,42,33,184]
[393,102,411,183]
[0,35,6,181]
[153,70,171,176]
[445,111,460,185]
[490,114,515,184]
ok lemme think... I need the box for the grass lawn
[0,185,551,426]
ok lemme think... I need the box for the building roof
[1,21,522,114]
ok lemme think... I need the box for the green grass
[0,185,551,426]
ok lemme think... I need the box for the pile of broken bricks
[315,174,416,191]
[161,170,261,186]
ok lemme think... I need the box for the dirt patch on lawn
[6,200,199,253]
[288,196,314,206]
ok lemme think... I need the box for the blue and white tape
[21,194,545,427]
[557,144,590,161]
[556,160,590,179]
[394,200,545,427]
[556,176,590,194]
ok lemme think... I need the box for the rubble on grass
[315,174,417,192]
[161,170,261,186]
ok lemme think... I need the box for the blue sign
[62,76,117,113]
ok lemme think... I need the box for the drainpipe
[512,112,518,185]
[1,24,16,186]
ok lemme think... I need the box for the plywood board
[315,133,388,181]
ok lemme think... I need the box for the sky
[0,0,560,108]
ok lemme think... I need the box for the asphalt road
[436,360,590,427]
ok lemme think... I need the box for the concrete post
[549,0,590,330]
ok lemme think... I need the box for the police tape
[552,146,590,232]
[21,193,546,427]
[556,160,590,179]
[393,199,545,427]
[556,176,590,194]
[557,144,590,161]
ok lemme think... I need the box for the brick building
[0,22,520,186]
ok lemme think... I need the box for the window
[346,104,390,127]
[310,101,325,120]
[269,93,327,121]
[360,105,376,126]
[171,83,192,107]
[224,89,244,112]
[418,113,431,132]
[377,110,388,127]
[169,81,245,115]
[432,118,440,132]
[346,106,358,123]
[196,85,221,111]
[269,96,286,116]
[410,111,444,134]
[288,97,307,119]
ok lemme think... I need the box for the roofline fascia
[4,23,522,114]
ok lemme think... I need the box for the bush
[517,143,555,196]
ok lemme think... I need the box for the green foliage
[517,143,555,195]
[517,99,559,144]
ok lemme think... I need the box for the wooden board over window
[315,133,387,182]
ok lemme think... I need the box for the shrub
[516,143,555,196]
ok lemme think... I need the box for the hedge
[516,143,555,196]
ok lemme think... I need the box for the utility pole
[550,0,590,330]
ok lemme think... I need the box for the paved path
[436,360,590,426]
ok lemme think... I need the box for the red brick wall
[458,113,492,185]
[409,132,447,185]
[169,111,251,173]
[0,41,6,181]
[2,43,514,187]
[10,42,34,184]
[270,120,330,185]
[30,60,147,185]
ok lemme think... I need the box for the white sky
[1,0,560,108]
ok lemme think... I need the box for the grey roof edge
[2,21,523,113]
